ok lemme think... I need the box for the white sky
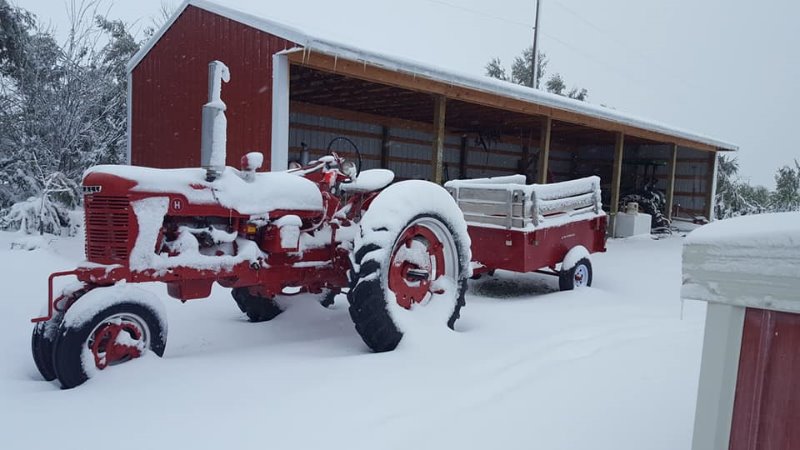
[20,0,800,187]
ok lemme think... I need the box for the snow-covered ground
[0,230,706,450]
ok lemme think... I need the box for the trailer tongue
[445,174,608,290]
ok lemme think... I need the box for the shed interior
[288,64,716,220]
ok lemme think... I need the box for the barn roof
[128,0,738,153]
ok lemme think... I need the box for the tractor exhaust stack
[200,60,230,181]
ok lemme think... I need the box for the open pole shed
[126,0,737,222]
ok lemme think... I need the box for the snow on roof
[128,0,738,153]
[684,212,800,247]
[682,212,800,313]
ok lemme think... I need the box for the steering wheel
[325,136,362,178]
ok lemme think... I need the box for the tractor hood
[83,165,324,215]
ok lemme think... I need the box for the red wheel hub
[90,320,145,369]
[388,224,446,309]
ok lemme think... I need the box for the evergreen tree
[568,87,588,101]
[485,57,507,81]
[714,155,773,218]
[770,160,800,212]
[545,73,566,95]
[0,0,34,75]
[486,46,588,101]
[509,47,547,88]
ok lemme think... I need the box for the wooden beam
[291,100,434,132]
[537,117,552,184]
[666,144,678,220]
[287,52,721,152]
[431,95,447,184]
[380,126,390,169]
[610,132,625,218]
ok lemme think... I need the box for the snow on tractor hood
[84,165,324,215]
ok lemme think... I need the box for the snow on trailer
[445,175,607,290]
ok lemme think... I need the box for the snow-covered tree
[485,57,508,81]
[714,155,771,219]
[0,0,34,75]
[0,0,141,235]
[486,47,588,100]
[545,73,565,95]
[770,160,800,212]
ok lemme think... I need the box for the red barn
[127,0,736,222]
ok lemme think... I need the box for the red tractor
[31,62,472,389]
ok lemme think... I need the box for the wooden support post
[705,151,718,220]
[431,95,447,184]
[537,117,552,184]
[380,125,390,169]
[666,144,678,220]
[459,135,467,179]
[611,132,625,224]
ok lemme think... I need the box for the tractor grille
[84,195,131,264]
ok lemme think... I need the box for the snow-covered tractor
[31,62,472,389]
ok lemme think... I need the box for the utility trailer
[445,175,608,290]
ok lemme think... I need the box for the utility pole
[531,0,542,88]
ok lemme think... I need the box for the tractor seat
[341,169,395,193]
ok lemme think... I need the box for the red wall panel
[730,308,800,450]
[131,6,295,170]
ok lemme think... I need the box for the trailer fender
[562,245,590,271]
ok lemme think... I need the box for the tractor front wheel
[32,284,91,381]
[52,301,166,389]
[31,311,63,381]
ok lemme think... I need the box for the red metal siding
[131,6,295,170]
[730,308,800,450]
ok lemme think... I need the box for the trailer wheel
[52,301,166,389]
[31,311,63,381]
[231,287,283,322]
[349,214,468,352]
[559,258,593,291]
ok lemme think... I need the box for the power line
[419,0,696,94]
[422,0,534,30]
[539,31,654,90]
[548,0,700,91]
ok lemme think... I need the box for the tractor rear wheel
[231,287,284,322]
[52,301,166,389]
[348,214,468,352]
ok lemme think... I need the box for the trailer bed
[445,175,608,276]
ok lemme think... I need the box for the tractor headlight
[341,160,357,178]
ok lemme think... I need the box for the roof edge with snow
[127,0,738,153]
